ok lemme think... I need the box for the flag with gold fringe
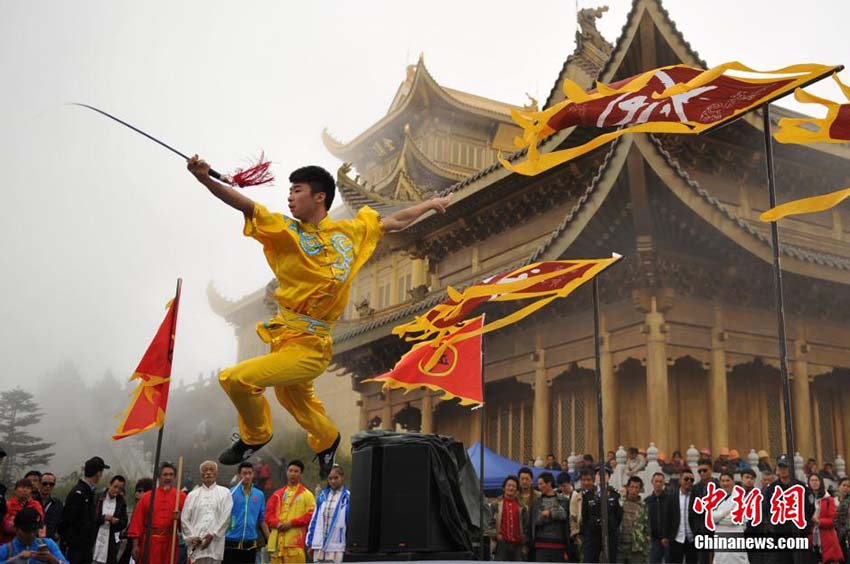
[363,316,484,406]
[501,62,838,176]
[761,74,850,222]
[113,290,180,440]
[392,256,620,374]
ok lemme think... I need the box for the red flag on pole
[364,316,484,406]
[113,282,181,440]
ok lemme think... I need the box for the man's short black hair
[289,166,335,211]
[538,472,555,486]
[288,460,305,472]
[518,467,533,479]
[110,475,126,484]
[582,454,594,463]
[579,469,594,480]
[741,468,756,478]
[556,472,571,485]
[627,476,644,488]
[160,462,177,476]
[24,470,41,480]
[238,461,254,473]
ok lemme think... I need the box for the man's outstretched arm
[382,195,451,232]
[187,155,255,217]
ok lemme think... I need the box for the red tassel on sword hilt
[222,152,275,187]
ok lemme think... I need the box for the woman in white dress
[712,472,749,564]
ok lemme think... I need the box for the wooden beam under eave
[637,10,658,72]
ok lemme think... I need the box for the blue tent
[467,442,549,495]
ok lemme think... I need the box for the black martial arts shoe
[316,433,341,480]
[218,434,272,465]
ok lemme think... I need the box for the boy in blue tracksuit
[225,462,270,563]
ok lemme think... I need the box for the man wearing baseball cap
[0,507,68,563]
[58,457,109,564]
[762,454,815,564]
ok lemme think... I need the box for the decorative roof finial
[577,5,612,54]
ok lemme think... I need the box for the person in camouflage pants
[618,476,651,564]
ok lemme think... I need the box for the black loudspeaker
[346,442,455,555]
[347,445,382,552]
[378,443,453,552]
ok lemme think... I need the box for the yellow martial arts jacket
[267,484,316,553]
[244,204,384,342]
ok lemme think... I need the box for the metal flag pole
[141,278,182,564]
[761,107,796,459]
[478,324,486,560]
[592,277,609,563]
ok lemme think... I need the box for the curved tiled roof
[644,134,850,273]
[322,56,521,160]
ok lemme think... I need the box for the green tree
[0,388,54,482]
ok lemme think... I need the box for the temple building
[210,0,850,466]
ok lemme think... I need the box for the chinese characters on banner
[693,483,807,531]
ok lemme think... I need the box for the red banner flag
[364,316,484,406]
[393,256,620,348]
[113,285,181,440]
[502,62,838,176]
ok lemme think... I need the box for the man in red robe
[128,463,187,564]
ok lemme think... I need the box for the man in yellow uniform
[187,156,450,477]
[266,460,315,563]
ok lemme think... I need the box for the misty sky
[2,0,849,392]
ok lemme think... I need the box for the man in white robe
[182,460,233,564]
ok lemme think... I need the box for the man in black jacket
[691,459,718,564]
[577,466,622,563]
[59,456,109,564]
[647,472,668,563]
[38,472,63,540]
[762,454,815,564]
[663,468,699,564]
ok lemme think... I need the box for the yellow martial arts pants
[219,329,336,452]
[271,547,306,563]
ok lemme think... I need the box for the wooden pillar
[532,348,551,459]
[411,258,428,287]
[470,406,482,444]
[600,315,617,453]
[358,397,368,431]
[792,340,814,459]
[813,391,823,463]
[390,254,399,305]
[833,393,845,460]
[421,393,434,434]
[381,390,393,430]
[709,307,730,456]
[644,295,670,453]
[843,389,850,460]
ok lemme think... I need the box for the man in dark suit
[691,459,718,564]
[647,472,669,563]
[663,468,699,564]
